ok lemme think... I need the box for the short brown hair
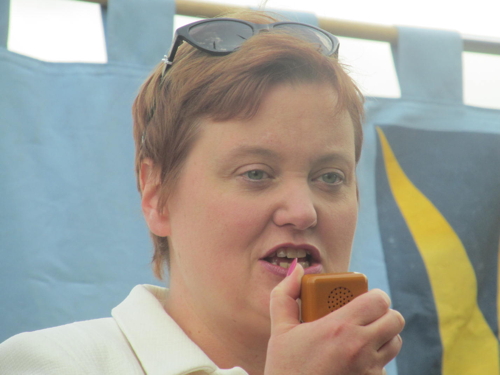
[132,10,364,279]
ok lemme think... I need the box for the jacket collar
[112,284,219,375]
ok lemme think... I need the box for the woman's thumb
[269,259,304,335]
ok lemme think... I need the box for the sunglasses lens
[274,24,336,55]
[189,20,254,53]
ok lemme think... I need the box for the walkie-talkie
[301,273,368,322]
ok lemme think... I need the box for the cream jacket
[0,285,248,375]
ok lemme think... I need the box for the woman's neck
[164,285,270,375]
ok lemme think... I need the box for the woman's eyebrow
[224,146,282,161]
[220,147,354,166]
[314,152,354,167]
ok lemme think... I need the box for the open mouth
[263,247,312,269]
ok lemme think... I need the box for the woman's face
[160,82,358,333]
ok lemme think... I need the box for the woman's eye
[319,172,344,185]
[244,170,267,180]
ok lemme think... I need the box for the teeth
[276,248,308,259]
[299,261,310,269]
[277,249,287,258]
[279,262,290,269]
[296,249,306,258]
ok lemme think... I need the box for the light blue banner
[0,0,175,342]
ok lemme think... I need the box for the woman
[0,10,404,374]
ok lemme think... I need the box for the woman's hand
[264,263,404,375]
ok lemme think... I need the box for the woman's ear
[140,158,171,237]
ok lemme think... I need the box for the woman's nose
[272,182,318,230]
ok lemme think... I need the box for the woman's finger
[332,289,392,326]
[378,334,404,364]
[369,309,405,351]
[269,260,305,335]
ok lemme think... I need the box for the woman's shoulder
[0,318,144,374]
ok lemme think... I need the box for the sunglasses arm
[161,34,184,78]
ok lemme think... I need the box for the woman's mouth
[263,247,312,269]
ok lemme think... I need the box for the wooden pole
[82,0,500,55]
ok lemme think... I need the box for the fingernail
[287,258,298,276]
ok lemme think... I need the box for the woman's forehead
[187,82,356,166]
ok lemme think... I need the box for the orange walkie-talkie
[300,273,368,322]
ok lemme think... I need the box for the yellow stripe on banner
[377,127,499,375]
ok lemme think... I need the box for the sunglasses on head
[161,18,340,77]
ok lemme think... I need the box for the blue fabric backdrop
[351,27,500,375]
[0,0,174,343]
